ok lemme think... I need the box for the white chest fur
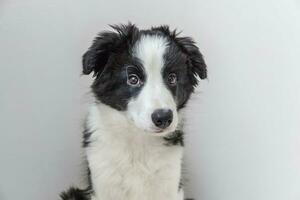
[85,105,184,200]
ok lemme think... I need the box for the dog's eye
[127,74,141,86]
[168,73,177,86]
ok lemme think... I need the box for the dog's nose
[151,109,173,129]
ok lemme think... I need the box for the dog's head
[83,24,207,135]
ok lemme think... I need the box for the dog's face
[83,24,206,135]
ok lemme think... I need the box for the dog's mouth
[146,126,176,136]
[153,128,164,133]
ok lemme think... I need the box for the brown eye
[127,74,140,86]
[168,73,177,85]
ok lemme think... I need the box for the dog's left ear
[152,26,207,82]
[176,36,207,81]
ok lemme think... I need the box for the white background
[0,0,300,199]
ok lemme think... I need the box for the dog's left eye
[127,74,141,86]
[167,73,177,86]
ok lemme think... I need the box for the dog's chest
[86,130,183,200]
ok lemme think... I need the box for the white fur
[86,104,183,200]
[85,35,184,200]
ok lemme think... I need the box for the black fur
[82,23,139,76]
[60,187,91,200]
[153,25,207,109]
[151,25,207,80]
[82,122,94,148]
[82,23,142,110]
[164,130,184,146]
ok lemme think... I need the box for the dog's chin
[141,126,177,137]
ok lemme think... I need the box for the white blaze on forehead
[133,35,171,108]
[127,35,178,134]
[133,35,168,73]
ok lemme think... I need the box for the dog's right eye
[127,74,141,86]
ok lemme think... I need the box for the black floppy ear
[82,23,138,77]
[176,37,207,81]
[82,31,118,76]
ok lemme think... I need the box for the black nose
[151,109,173,129]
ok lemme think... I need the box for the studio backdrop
[0,0,300,199]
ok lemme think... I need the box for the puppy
[61,23,207,200]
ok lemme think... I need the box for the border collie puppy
[61,23,207,200]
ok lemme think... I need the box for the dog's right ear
[82,31,119,77]
[82,23,139,77]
